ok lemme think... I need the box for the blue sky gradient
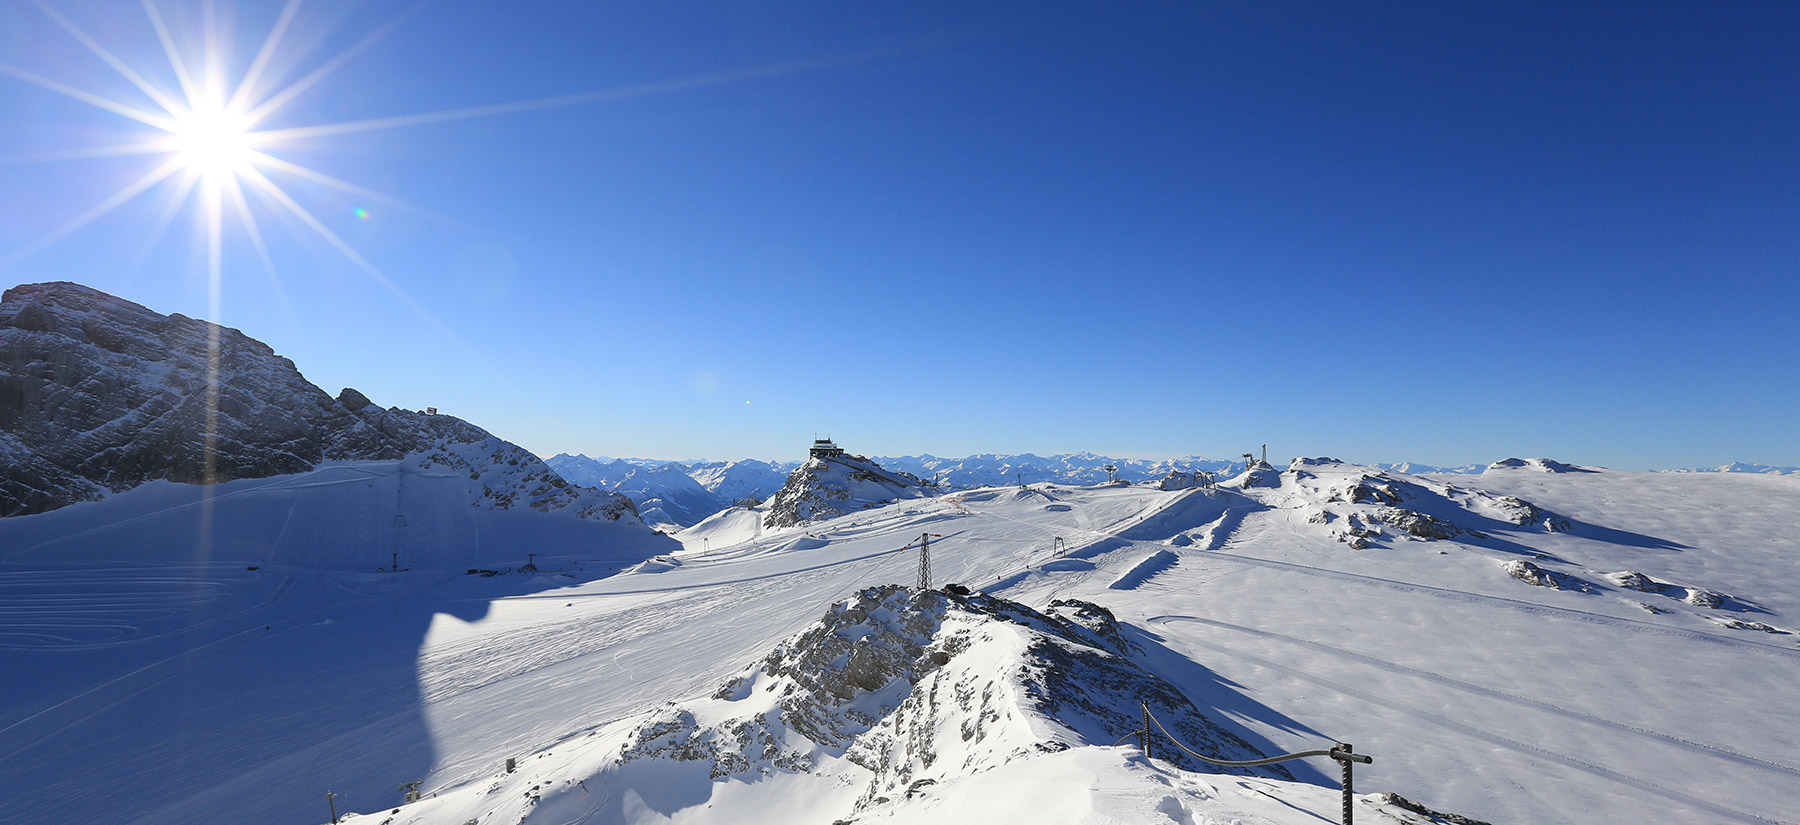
[1,1,1795,468]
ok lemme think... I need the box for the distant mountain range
[549,451,1798,530]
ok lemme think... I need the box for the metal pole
[326,791,340,824]
[1140,702,1151,760]
[918,533,931,591]
[1335,743,1355,825]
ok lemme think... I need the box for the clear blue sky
[2,1,1795,469]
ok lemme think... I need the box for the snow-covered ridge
[387,584,1496,824]
[371,585,1491,825]
[614,585,1292,805]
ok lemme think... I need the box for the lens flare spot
[352,207,370,220]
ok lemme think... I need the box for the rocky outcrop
[1503,559,1592,592]
[0,282,634,522]
[1375,506,1467,540]
[1155,469,1212,491]
[763,451,930,528]
[613,585,1288,812]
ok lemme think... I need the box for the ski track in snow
[1156,625,1788,825]
[1151,614,1800,780]
[1196,541,1800,659]
[0,566,291,649]
[0,574,343,762]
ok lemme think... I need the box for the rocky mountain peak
[762,448,931,528]
[0,283,632,524]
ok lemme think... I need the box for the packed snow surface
[4,458,1798,824]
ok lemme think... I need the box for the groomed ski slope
[3,462,1797,824]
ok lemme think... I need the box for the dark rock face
[1374,506,1466,540]
[0,282,567,518]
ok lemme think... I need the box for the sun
[168,99,256,181]
[0,0,844,317]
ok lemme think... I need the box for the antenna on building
[1262,444,1267,464]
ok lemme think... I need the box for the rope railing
[1129,702,1372,825]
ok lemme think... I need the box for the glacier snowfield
[2,459,1797,824]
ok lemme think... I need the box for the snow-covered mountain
[685,458,794,504]
[763,448,931,527]
[1665,461,1800,476]
[606,463,731,530]
[0,282,637,528]
[1374,461,1488,474]
[544,455,799,529]
[543,454,652,489]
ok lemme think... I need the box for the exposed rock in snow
[0,282,636,523]
[1374,507,1468,540]
[1347,478,1405,506]
[1372,792,1498,825]
[1606,570,1664,593]
[1502,559,1592,592]
[1483,494,1572,531]
[1154,469,1212,491]
[1683,588,1724,609]
[763,450,930,528]
[608,585,1291,817]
